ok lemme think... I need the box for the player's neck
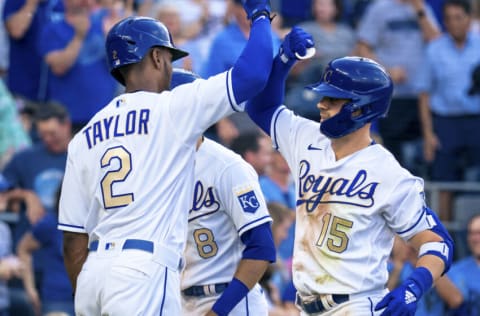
[330,128,372,161]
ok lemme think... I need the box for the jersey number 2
[100,146,134,209]
[316,213,353,253]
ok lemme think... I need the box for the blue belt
[89,239,154,253]
[296,293,349,314]
[182,283,229,297]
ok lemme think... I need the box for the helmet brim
[306,82,357,100]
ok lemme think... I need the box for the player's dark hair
[444,0,471,14]
[229,132,262,157]
[34,102,69,123]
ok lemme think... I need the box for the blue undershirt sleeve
[240,222,276,262]
[245,54,295,134]
[231,17,273,104]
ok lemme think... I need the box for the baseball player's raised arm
[246,27,315,134]
[229,9,273,104]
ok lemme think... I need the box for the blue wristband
[407,267,433,299]
[212,278,249,316]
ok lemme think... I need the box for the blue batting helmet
[106,16,189,85]
[307,56,393,138]
[170,68,201,90]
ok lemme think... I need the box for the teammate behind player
[58,1,275,315]
[170,68,275,316]
[245,27,454,315]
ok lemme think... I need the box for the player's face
[36,118,71,154]
[468,216,480,259]
[316,97,349,122]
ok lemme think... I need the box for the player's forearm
[63,231,89,292]
[234,258,270,289]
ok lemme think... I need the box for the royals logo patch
[237,190,260,213]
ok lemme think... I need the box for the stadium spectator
[1,102,71,315]
[2,0,64,103]
[230,132,273,176]
[0,81,31,169]
[0,0,7,79]
[356,0,440,175]
[417,0,480,221]
[287,0,355,120]
[38,0,118,132]
[261,202,298,316]
[201,0,281,144]
[16,188,74,316]
[448,214,480,315]
[298,0,355,74]
[259,150,296,262]
[0,220,23,316]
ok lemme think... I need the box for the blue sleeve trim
[226,70,240,112]
[58,223,84,229]
[397,207,426,235]
[237,215,272,234]
[272,107,288,150]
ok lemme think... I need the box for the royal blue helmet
[106,16,189,85]
[307,56,393,138]
[170,68,201,90]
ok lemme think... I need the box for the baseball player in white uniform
[57,2,275,314]
[245,27,454,315]
[169,69,275,316]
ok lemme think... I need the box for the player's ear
[150,47,171,69]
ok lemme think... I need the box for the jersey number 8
[193,228,218,259]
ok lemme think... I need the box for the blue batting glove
[375,267,433,316]
[279,26,315,64]
[242,0,271,21]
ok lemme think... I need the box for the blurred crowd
[0,0,480,315]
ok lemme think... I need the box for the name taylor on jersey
[296,159,379,213]
[83,108,150,149]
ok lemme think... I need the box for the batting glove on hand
[242,0,271,21]
[279,26,315,64]
[375,267,432,316]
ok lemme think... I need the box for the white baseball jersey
[57,71,243,315]
[270,106,435,296]
[58,71,241,254]
[181,138,271,314]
